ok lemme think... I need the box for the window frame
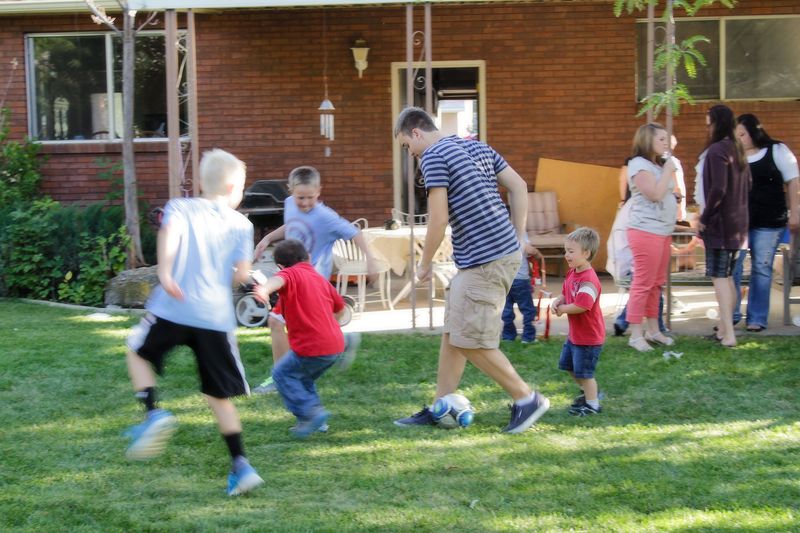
[24,29,185,144]
[635,14,800,103]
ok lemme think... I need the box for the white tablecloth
[363,226,451,276]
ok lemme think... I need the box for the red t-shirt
[276,262,345,356]
[562,267,606,346]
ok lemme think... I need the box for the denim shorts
[705,248,742,278]
[558,339,602,379]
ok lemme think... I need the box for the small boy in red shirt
[551,227,606,416]
[253,239,359,437]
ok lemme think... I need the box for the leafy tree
[85,0,158,268]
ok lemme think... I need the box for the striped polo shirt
[420,135,520,269]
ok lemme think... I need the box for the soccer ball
[431,393,475,429]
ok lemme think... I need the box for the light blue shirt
[147,197,254,332]
[283,196,358,278]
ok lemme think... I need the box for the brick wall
[2,0,799,223]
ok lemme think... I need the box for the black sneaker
[394,406,436,427]
[503,392,550,434]
[569,402,602,416]
[613,323,625,337]
[571,393,586,409]
[571,390,604,408]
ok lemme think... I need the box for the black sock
[223,432,245,461]
[135,387,157,412]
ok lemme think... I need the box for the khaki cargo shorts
[444,250,521,350]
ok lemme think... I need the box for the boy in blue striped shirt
[393,107,549,434]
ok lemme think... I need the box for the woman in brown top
[698,105,751,347]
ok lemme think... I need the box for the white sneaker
[645,332,675,346]
[628,336,653,352]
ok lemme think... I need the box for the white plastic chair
[429,238,457,299]
[391,208,428,226]
[332,239,393,313]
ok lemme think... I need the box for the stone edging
[2,297,147,316]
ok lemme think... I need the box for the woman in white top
[732,113,800,331]
[625,123,678,352]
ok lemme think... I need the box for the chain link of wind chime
[319,10,334,157]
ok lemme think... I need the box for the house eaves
[0,0,591,15]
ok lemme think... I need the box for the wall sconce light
[351,38,369,78]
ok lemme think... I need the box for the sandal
[746,325,765,332]
[628,336,653,352]
[703,332,723,342]
[645,332,675,346]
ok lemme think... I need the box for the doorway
[391,61,486,216]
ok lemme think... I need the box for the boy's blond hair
[287,166,321,191]
[567,227,600,261]
[199,148,246,196]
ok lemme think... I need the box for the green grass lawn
[1,300,798,532]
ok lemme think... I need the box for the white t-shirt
[747,143,799,181]
[627,156,677,236]
[693,149,708,214]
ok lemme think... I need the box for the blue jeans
[272,350,339,420]
[501,278,537,342]
[733,227,783,328]
[615,291,666,333]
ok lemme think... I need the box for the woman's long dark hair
[706,104,747,170]
[736,113,780,149]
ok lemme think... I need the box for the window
[726,18,800,99]
[636,16,800,101]
[636,20,720,100]
[26,32,186,141]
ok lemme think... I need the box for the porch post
[165,9,181,198]
[406,3,417,327]
[424,2,434,328]
[187,9,200,197]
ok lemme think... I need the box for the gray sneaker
[291,410,330,438]
[252,376,277,395]
[335,332,361,371]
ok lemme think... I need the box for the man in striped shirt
[392,107,549,434]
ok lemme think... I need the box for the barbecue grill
[238,179,288,235]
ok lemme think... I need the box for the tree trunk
[665,0,675,136]
[122,10,144,267]
[646,2,654,122]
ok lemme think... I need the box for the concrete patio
[341,274,800,339]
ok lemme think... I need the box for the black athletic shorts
[126,313,249,398]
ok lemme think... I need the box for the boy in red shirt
[551,227,606,416]
[253,239,359,437]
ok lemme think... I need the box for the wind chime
[319,11,334,156]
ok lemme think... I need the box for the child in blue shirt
[251,166,377,394]
[124,148,263,496]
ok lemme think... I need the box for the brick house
[1,0,798,226]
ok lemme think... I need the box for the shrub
[0,115,154,304]
[57,225,129,306]
[0,198,63,299]
[0,108,42,211]
[0,200,132,304]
